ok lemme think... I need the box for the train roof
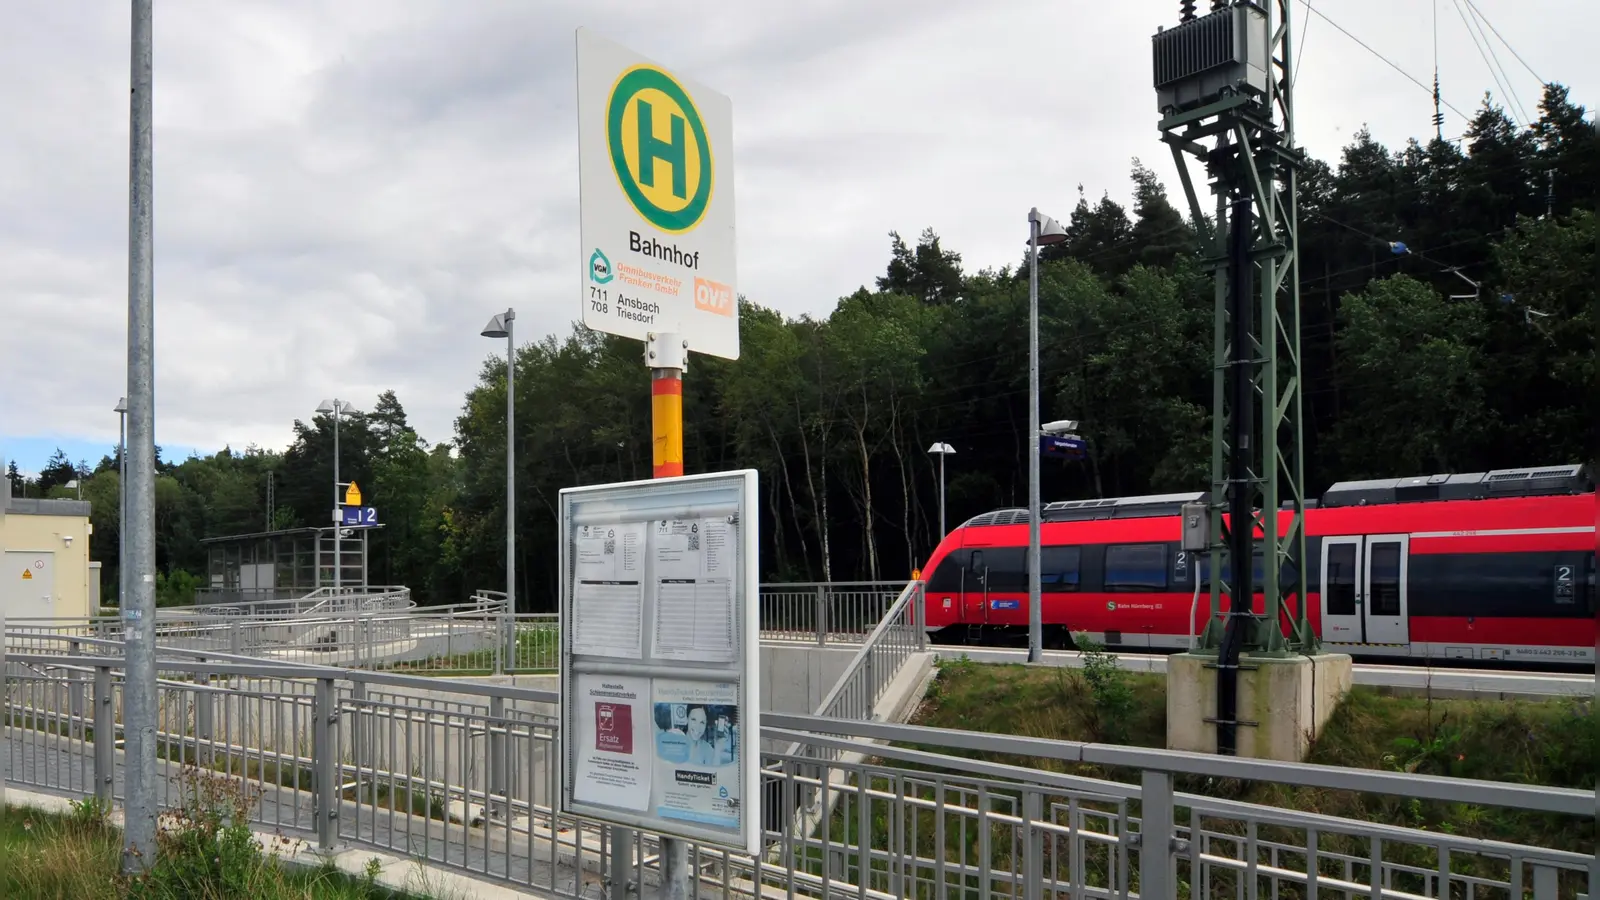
[1318,463,1593,508]
[955,463,1592,528]
[959,491,1205,528]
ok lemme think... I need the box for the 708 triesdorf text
[589,286,660,325]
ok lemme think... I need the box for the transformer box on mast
[1153,0,1348,759]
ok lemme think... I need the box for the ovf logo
[590,248,614,284]
[606,64,713,234]
[693,277,734,317]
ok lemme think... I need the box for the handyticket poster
[572,673,652,811]
[650,679,741,831]
[650,517,737,663]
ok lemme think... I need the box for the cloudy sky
[1,0,1588,475]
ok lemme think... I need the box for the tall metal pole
[938,449,947,538]
[646,330,688,898]
[504,309,516,618]
[333,406,341,593]
[1026,211,1043,663]
[118,406,126,608]
[121,0,158,872]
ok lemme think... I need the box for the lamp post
[1026,208,1068,663]
[481,309,516,671]
[315,399,359,592]
[66,479,81,500]
[926,442,955,539]
[115,397,127,608]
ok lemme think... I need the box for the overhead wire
[1297,0,1470,122]
[1460,0,1546,86]
[1451,0,1528,125]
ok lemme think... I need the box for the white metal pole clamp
[646,331,689,372]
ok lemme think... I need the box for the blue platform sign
[342,506,378,526]
[1040,435,1087,460]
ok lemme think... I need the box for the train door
[964,549,990,625]
[1362,534,1409,644]
[1319,534,1409,644]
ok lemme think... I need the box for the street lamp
[1026,207,1068,662]
[114,397,127,608]
[315,398,360,592]
[481,310,516,645]
[926,442,955,539]
[66,479,81,500]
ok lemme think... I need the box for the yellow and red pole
[648,333,687,479]
[651,370,683,478]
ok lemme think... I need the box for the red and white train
[921,464,1597,666]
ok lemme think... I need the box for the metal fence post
[68,639,86,747]
[94,665,115,808]
[815,586,826,646]
[488,695,507,820]
[1140,770,1175,900]
[914,582,928,651]
[1531,863,1558,900]
[313,677,339,850]
[1,611,6,810]
[196,663,214,768]
[1023,789,1044,900]
[349,681,367,778]
[230,620,242,655]
[503,612,517,674]
[494,610,505,675]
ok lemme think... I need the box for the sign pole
[576,27,741,894]
[651,331,690,898]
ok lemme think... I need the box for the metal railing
[786,580,927,759]
[3,634,1594,900]
[4,601,524,675]
[189,585,415,618]
[757,580,909,645]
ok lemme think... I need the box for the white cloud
[0,0,1588,466]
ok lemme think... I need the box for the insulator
[1180,0,1197,20]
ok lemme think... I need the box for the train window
[1041,546,1081,592]
[977,547,1027,593]
[1368,543,1402,617]
[1104,544,1168,592]
[925,551,967,593]
[1197,551,1265,590]
[1324,544,1356,615]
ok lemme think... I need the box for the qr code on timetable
[687,532,700,551]
[603,538,615,555]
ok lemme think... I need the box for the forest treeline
[10,87,1595,610]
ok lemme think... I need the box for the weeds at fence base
[0,770,431,899]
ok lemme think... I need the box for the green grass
[774,652,1595,898]
[0,773,448,900]
[379,624,558,676]
[902,655,1597,878]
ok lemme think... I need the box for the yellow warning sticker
[21,569,33,580]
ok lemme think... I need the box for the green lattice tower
[1153,0,1317,657]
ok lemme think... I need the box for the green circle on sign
[1106,601,1116,611]
[606,66,714,234]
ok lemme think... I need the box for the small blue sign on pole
[341,506,379,527]
[1040,435,1087,460]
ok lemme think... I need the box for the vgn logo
[590,248,613,284]
[606,63,713,234]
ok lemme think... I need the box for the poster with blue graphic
[650,679,740,831]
